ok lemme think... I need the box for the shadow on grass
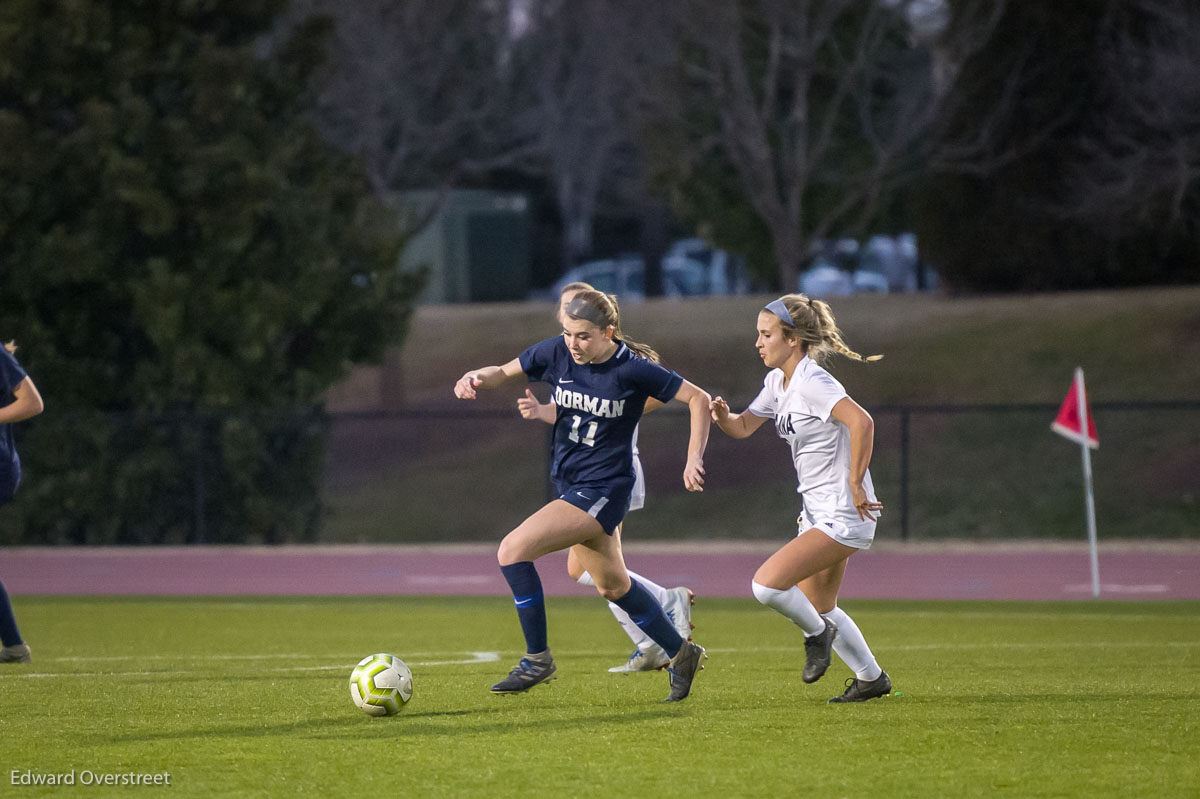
[117,671,352,686]
[107,705,688,743]
[304,706,690,739]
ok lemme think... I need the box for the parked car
[549,255,646,298]
[664,238,751,295]
[799,261,854,298]
[799,233,935,297]
[851,268,889,293]
[546,239,748,301]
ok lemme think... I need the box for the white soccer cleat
[663,586,695,641]
[0,643,31,664]
[609,645,670,673]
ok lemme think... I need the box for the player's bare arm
[709,396,768,439]
[0,377,44,424]
[830,396,883,521]
[454,358,525,399]
[673,380,711,492]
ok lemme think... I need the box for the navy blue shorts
[0,468,19,508]
[556,477,635,535]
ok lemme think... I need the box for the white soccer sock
[610,601,654,651]
[827,606,882,681]
[627,569,670,605]
[751,581,825,636]
[579,571,654,651]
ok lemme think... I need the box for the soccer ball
[349,653,413,716]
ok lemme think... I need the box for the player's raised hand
[683,455,705,492]
[709,396,730,422]
[454,372,482,400]
[517,389,541,419]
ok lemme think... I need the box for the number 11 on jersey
[568,414,597,447]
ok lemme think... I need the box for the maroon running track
[3,542,1197,600]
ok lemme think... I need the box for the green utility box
[397,190,532,304]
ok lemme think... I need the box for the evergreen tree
[0,0,423,543]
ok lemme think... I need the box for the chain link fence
[320,401,1199,544]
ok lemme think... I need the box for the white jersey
[747,356,879,527]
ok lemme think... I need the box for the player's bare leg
[753,530,856,683]
[492,501,610,694]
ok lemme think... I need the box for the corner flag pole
[1075,370,1100,598]
[1051,367,1101,598]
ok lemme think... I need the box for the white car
[549,240,747,300]
[799,261,854,298]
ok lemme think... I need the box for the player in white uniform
[517,283,694,672]
[710,295,892,703]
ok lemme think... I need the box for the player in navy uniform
[0,341,45,664]
[710,296,892,703]
[454,289,711,702]
[518,282,695,673]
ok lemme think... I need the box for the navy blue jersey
[0,348,28,477]
[519,337,683,486]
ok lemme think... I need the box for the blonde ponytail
[773,294,881,366]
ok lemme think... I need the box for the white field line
[865,609,1194,622]
[49,651,478,663]
[1062,583,1169,594]
[3,641,1197,680]
[705,641,1200,654]
[0,651,501,680]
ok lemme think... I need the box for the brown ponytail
[564,290,662,364]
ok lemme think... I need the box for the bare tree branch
[1052,0,1200,242]
[285,0,538,198]
[639,0,956,289]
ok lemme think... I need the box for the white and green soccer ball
[350,653,413,716]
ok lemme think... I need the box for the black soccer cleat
[828,670,893,703]
[490,655,557,694]
[801,616,838,683]
[663,641,707,703]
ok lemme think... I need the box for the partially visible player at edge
[454,289,711,702]
[0,341,45,665]
[517,281,694,673]
[710,295,893,703]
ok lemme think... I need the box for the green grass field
[3,596,1197,797]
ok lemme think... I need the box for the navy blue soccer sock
[499,562,548,656]
[0,580,24,647]
[612,579,683,658]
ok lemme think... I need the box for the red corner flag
[1051,367,1099,449]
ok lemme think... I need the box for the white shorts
[798,509,876,550]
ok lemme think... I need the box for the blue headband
[764,298,793,327]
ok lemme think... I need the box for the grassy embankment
[321,287,1200,542]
